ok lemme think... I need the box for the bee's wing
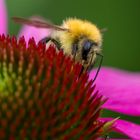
[12,17,69,31]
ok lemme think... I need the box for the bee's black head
[82,40,96,61]
[72,37,98,63]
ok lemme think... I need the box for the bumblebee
[13,17,104,81]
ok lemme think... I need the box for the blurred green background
[5,0,140,138]
[6,0,140,72]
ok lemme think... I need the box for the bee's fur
[51,18,102,68]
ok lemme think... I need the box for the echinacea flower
[1,0,140,139]
[0,34,113,139]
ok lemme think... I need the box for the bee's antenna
[87,51,94,71]
[92,53,103,83]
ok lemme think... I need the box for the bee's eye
[82,40,95,60]
[83,40,93,51]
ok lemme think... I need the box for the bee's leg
[51,38,61,50]
[80,53,94,74]
[72,41,79,61]
[72,44,78,61]
[85,52,94,71]
[39,37,61,51]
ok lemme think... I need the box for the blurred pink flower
[89,68,140,139]
[0,0,7,34]
[1,0,140,139]
[0,0,50,42]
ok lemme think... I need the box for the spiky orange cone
[0,35,111,139]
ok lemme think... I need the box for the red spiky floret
[0,34,108,139]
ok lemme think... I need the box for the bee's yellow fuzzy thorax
[63,18,102,43]
[53,18,102,54]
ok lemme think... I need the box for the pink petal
[18,18,51,43]
[101,117,140,140]
[89,67,140,116]
[0,0,7,34]
[97,139,128,140]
